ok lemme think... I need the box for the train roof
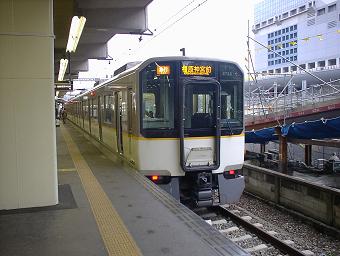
[66,56,242,102]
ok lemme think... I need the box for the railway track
[194,205,315,256]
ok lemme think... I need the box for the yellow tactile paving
[61,125,142,256]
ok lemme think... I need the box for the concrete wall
[0,0,58,209]
[243,163,340,229]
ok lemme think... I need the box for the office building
[253,0,340,75]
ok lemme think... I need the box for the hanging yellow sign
[182,65,212,76]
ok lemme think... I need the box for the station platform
[0,123,248,256]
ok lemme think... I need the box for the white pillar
[0,0,58,209]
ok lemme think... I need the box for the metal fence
[245,80,340,119]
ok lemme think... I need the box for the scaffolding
[245,32,340,125]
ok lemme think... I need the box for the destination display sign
[55,82,73,91]
[181,61,214,76]
[156,65,171,75]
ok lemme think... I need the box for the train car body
[66,56,245,207]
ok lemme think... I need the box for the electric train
[65,56,245,207]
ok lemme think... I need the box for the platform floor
[0,123,248,256]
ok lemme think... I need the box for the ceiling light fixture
[58,58,69,81]
[66,16,86,52]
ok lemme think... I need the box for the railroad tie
[231,235,252,242]
[301,250,315,255]
[284,240,295,245]
[245,244,268,253]
[211,219,228,225]
[220,226,239,233]
[267,230,278,235]
[200,212,217,219]
[241,216,252,221]
[253,223,263,228]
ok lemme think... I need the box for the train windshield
[219,63,243,132]
[141,62,175,131]
[140,60,243,138]
[221,82,243,128]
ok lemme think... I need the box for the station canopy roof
[246,116,340,143]
[54,0,153,81]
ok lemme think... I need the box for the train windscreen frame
[140,61,176,138]
[140,60,243,138]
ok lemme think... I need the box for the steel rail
[213,205,306,256]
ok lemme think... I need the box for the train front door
[114,91,124,155]
[179,78,221,172]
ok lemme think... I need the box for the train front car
[137,57,245,207]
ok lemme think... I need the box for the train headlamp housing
[147,175,171,185]
[223,169,239,179]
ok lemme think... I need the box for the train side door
[127,89,133,157]
[81,100,85,128]
[98,96,103,141]
[114,91,124,154]
[88,99,92,134]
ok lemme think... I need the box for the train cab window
[141,62,175,131]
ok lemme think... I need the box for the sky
[74,0,257,90]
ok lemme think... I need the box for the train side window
[91,98,98,119]
[83,100,88,118]
[94,99,98,119]
[104,95,113,123]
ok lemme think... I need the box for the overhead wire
[155,0,198,32]
[151,0,209,40]
[112,0,209,65]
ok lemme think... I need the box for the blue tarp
[246,116,340,143]
[245,127,278,143]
